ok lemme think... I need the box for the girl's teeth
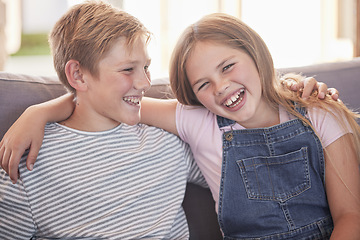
[224,90,244,108]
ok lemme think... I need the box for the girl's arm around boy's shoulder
[141,97,179,136]
[324,133,360,239]
[0,93,75,184]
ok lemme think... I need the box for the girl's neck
[237,104,280,129]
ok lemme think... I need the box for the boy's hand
[0,107,45,183]
[283,77,339,100]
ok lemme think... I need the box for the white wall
[22,0,68,34]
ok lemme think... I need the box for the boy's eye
[123,67,134,72]
[222,63,234,72]
[144,65,149,72]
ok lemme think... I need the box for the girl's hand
[0,106,45,183]
[283,77,339,100]
[0,93,74,183]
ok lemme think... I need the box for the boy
[0,1,206,239]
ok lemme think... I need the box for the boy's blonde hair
[170,13,360,160]
[49,0,151,94]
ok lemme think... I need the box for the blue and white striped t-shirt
[0,122,206,239]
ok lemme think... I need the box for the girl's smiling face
[186,41,277,128]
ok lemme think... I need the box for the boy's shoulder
[43,122,182,145]
[127,123,179,137]
[41,122,186,152]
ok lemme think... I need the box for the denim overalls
[217,106,334,240]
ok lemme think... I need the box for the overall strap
[216,115,236,129]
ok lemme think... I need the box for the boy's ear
[65,60,87,91]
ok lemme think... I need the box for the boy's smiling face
[74,37,151,131]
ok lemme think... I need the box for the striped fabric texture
[0,123,206,239]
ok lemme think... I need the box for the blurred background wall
[1,0,359,79]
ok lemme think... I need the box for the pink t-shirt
[176,103,351,212]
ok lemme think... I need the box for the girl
[141,13,360,239]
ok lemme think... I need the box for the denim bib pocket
[236,147,311,202]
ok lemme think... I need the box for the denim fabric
[217,107,333,239]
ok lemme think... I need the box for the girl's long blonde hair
[169,13,360,161]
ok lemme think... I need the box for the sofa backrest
[279,57,360,114]
[0,74,172,139]
[1,57,360,143]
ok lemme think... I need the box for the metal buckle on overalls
[225,132,233,141]
[224,124,234,141]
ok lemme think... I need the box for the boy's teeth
[123,97,140,104]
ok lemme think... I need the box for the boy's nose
[135,70,151,93]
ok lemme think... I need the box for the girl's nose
[215,78,230,96]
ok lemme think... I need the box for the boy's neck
[59,106,121,132]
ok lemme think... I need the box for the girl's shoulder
[305,106,352,147]
[176,103,217,124]
[177,103,212,114]
[176,103,220,142]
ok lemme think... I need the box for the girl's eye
[197,82,209,91]
[123,67,134,72]
[222,63,234,72]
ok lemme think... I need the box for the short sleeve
[307,107,353,148]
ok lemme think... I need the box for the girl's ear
[65,60,87,91]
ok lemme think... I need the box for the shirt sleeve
[307,107,353,148]
[0,170,36,239]
[175,103,193,144]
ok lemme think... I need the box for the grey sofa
[1,57,360,239]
